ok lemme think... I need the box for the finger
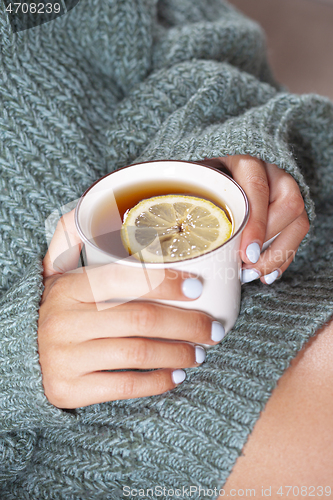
[50,301,224,346]
[277,250,297,275]
[57,265,203,304]
[221,155,269,265]
[260,209,309,283]
[68,338,206,374]
[48,369,186,408]
[264,163,305,242]
[196,157,231,175]
[43,209,83,278]
[242,210,309,284]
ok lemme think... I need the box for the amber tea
[90,180,233,260]
[75,160,249,329]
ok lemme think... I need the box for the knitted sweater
[1,0,333,498]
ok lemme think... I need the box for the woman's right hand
[39,210,224,409]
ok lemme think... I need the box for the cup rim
[75,159,250,267]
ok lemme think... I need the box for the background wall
[229,0,333,100]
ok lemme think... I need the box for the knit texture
[1,0,333,498]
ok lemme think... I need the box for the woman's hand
[205,155,310,285]
[39,211,223,409]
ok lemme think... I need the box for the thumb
[43,209,83,278]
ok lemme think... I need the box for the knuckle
[304,217,310,235]
[39,342,75,407]
[298,212,310,235]
[38,312,69,343]
[128,339,150,366]
[246,174,269,197]
[252,218,267,238]
[38,314,58,341]
[119,373,136,399]
[153,370,168,394]
[41,276,57,301]
[46,276,68,303]
[44,376,72,408]
[38,341,57,368]
[283,193,305,219]
[39,342,70,378]
[130,303,158,335]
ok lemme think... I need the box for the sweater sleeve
[147,0,333,210]
[105,56,333,231]
[0,260,76,481]
[101,0,333,221]
[0,259,76,434]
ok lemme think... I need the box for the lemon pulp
[121,195,232,263]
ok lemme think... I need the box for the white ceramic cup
[75,160,249,334]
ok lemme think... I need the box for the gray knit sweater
[1,0,333,498]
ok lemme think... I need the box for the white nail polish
[241,268,260,284]
[263,269,279,285]
[181,278,203,299]
[211,321,226,342]
[246,242,261,264]
[172,369,186,385]
[195,346,206,364]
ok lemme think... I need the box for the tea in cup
[75,160,249,333]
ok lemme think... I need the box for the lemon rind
[121,195,232,263]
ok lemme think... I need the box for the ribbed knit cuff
[0,259,76,433]
[136,90,333,242]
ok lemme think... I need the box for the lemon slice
[121,195,232,263]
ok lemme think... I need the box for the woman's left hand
[206,155,310,285]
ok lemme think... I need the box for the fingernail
[246,242,261,264]
[211,321,226,342]
[181,278,203,299]
[195,346,206,364]
[172,369,186,385]
[263,269,279,284]
[241,268,261,284]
